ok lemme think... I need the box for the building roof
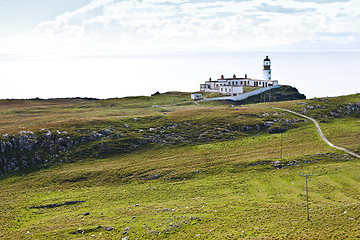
[216,78,250,81]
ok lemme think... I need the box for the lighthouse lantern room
[263,56,271,80]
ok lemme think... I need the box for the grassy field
[271,93,360,154]
[0,91,359,239]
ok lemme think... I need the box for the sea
[0,51,359,99]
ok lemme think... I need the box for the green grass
[0,92,197,134]
[320,118,360,154]
[0,92,360,239]
[271,93,360,154]
[243,86,262,93]
[1,146,359,239]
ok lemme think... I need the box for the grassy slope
[271,93,360,154]
[0,93,359,239]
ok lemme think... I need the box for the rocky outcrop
[1,113,302,174]
[295,101,360,119]
[233,85,306,105]
[0,129,113,173]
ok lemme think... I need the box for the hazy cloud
[256,3,315,13]
[293,0,350,3]
[1,0,359,54]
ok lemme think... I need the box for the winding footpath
[274,107,360,159]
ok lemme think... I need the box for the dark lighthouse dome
[263,55,271,70]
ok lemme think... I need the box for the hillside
[0,92,359,239]
[234,85,306,104]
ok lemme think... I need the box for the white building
[191,93,202,100]
[200,56,278,96]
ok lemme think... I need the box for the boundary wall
[200,85,282,102]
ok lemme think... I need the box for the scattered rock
[268,127,286,134]
[264,121,274,127]
[246,161,270,166]
[106,227,115,231]
[149,174,161,180]
[123,226,130,235]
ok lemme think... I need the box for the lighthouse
[263,56,271,80]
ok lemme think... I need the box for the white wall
[201,85,281,101]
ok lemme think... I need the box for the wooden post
[280,132,284,159]
[300,174,313,221]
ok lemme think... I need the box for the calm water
[0,52,359,99]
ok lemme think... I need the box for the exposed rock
[264,121,274,127]
[29,200,85,209]
[246,161,271,166]
[232,86,306,104]
[149,174,161,180]
[268,127,286,134]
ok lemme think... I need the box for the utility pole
[280,132,284,159]
[269,89,271,103]
[300,174,313,221]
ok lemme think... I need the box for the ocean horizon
[0,51,359,100]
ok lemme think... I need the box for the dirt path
[274,107,360,159]
[193,101,202,107]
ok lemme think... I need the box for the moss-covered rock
[232,85,306,105]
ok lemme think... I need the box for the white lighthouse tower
[263,56,271,80]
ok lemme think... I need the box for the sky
[0,0,359,99]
